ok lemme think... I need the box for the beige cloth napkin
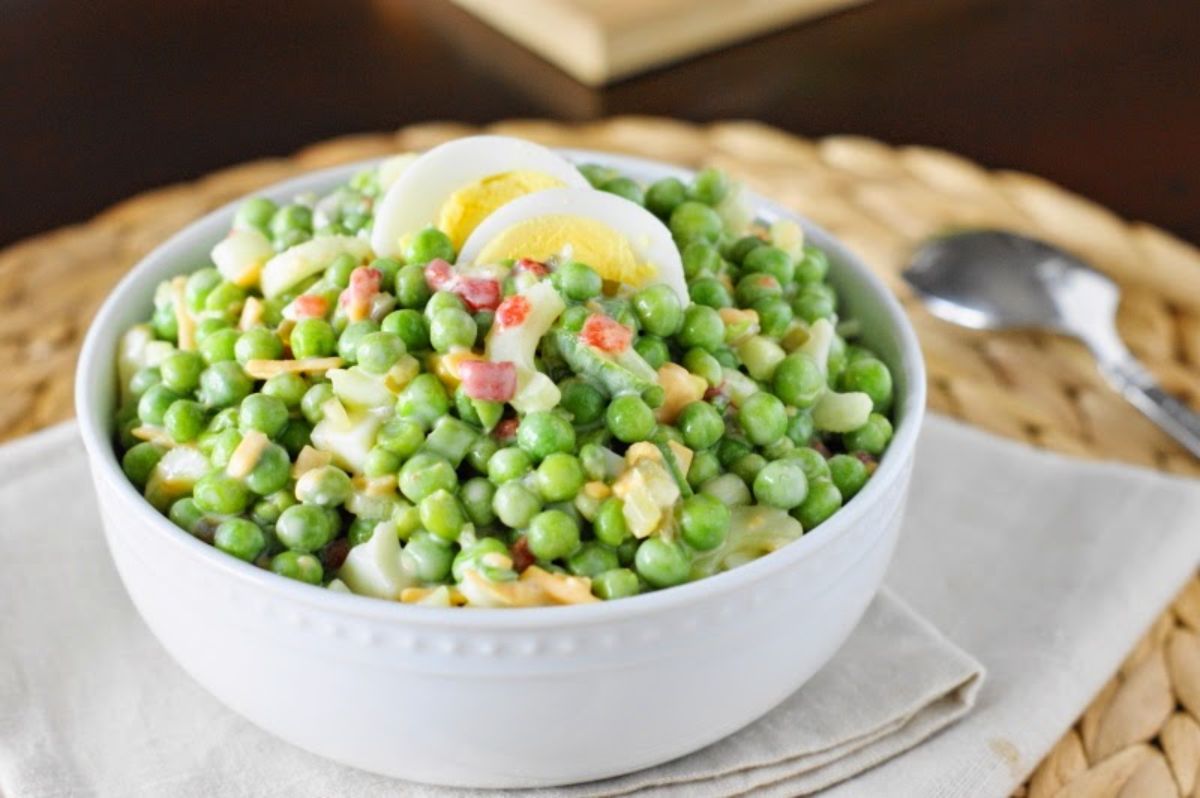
[1,414,1198,796]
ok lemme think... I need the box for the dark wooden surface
[2,0,1196,248]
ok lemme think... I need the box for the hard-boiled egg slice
[458,188,688,304]
[370,135,589,258]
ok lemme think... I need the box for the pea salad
[113,136,896,608]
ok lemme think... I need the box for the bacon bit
[244,356,343,380]
[238,296,264,331]
[495,295,531,328]
[514,257,549,277]
[580,314,633,354]
[170,276,196,351]
[456,277,502,311]
[423,258,455,291]
[226,430,269,479]
[703,385,725,401]
[292,445,333,479]
[340,266,382,322]
[459,360,517,402]
[131,426,175,448]
[510,537,535,573]
[493,417,519,442]
[321,538,350,572]
[856,451,879,475]
[811,440,832,458]
[292,294,328,320]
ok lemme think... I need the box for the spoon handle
[1100,357,1200,459]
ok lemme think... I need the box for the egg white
[370,135,588,258]
[457,187,689,304]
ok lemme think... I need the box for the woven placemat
[4,118,1199,795]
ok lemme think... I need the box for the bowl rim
[75,147,926,630]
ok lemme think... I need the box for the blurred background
[2,0,1196,248]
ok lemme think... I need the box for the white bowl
[75,150,926,789]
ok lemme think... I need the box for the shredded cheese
[352,473,398,498]
[226,430,269,479]
[520,566,598,605]
[131,425,175,448]
[238,296,264,331]
[400,586,467,606]
[244,356,343,380]
[170,275,196,351]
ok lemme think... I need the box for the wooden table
[2,0,1197,248]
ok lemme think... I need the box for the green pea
[786,412,815,446]
[526,510,580,561]
[487,446,531,484]
[159,351,205,394]
[792,285,836,323]
[164,399,207,443]
[381,309,430,352]
[232,197,277,234]
[557,261,603,301]
[828,453,869,499]
[629,336,666,369]
[193,472,251,515]
[214,518,266,562]
[251,489,296,527]
[742,245,794,285]
[592,497,629,547]
[199,327,239,365]
[773,352,825,408]
[452,537,512,582]
[291,318,337,359]
[677,305,725,352]
[689,167,730,206]
[404,226,455,265]
[275,504,337,552]
[682,241,721,278]
[567,542,619,578]
[734,272,782,307]
[578,163,619,188]
[592,568,640,600]
[681,347,721,387]
[137,384,181,425]
[430,308,477,352]
[269,204,313,239]
[726,235,764,265]
[793,478,842,530]
[753,459,809,510]
[753,297,794,338]
[205,428,242,469]
[356,330,406,374]
[645,177,687,218]
[129,366,163,399]
[396,374,450,428]
[360,447,398,479]
[398,452,457,502]
[234,394,286,439]
[395,264,432,309]
[122,442,165,487]
[461,477,498,526]
[377,416,425,458]
[677,401,724,450]
[826,335,848,383]
[204,282,247,318]
[186,267,224,313]
[419,489,466,542]
[840,358,894,412]
[843,412,893,456]
[679,493,730,550]
[336,320,378,365]
[689,277,733,309]
[245,443,292,496]
[274,228,310,251]
[234,327,283,366]
[369,257,402,293]
[517,411,576,461]
[686,448,721,489]
[560,379,606,426]
[300,383,335,425]
[168,497,207,535]
[716,436,752,468]
[464,435,498,474]
[347,517,377,546]
[735,392,786,446]
[296,464,353,506]
[600,176,644,205]
[669,201,723,245]
[731,452,767,484]
[795,244,830,284]
[535,453,585,503]
[271,551,323,585]
[493,481,542,529]
[606,394,656,444]
[262,372,308,409]
[405,533,455,582]
[634,538,691,588]
[784,446,831,483]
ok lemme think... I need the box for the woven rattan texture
[3,118,1199,795]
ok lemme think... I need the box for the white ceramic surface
[75,150,926,789]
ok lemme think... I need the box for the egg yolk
[475,215,656,287]
[437,171,564,250]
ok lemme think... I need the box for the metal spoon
[903,229,1200,458]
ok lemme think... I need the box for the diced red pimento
[424,258,455,291]
[292,294,328,319]
[495,295,531,329]
[493,417,519,441]
[581,314,633,354]
[459,359,517,402]
[514,258,549,277]
[456,277,502,312]
[341,266,382,321]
